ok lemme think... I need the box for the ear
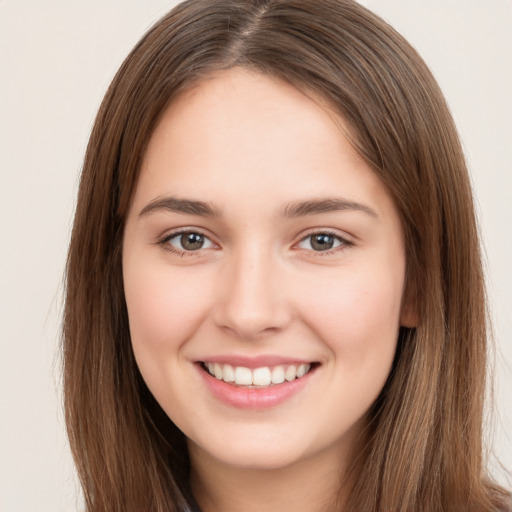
[400,281,419,328]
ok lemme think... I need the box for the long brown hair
[63,1,510,510]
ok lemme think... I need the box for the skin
[122,68,415,512]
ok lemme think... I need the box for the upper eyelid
[157,227,353,250]
[160,227,215,242]
[157,229,218,257]
[295,228,353,244]
[159,227,350,239]
[294,232,351,250]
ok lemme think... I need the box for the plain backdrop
[0,1,511,511]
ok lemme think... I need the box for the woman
[63,0,511,510]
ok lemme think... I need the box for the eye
[296,232,348,252]
[161,231,216,253]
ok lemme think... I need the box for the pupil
[181,233,204,250]
[312,234,334,251]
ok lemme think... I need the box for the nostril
[211,268,293,339]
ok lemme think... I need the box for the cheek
[124,263,212,355]
[301,265,404,359]
[299,267,404,423]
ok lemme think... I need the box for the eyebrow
[139,197,222,218]
[138,196,377,219]
[281,198,377,218]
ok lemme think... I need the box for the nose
[212,243,292,341]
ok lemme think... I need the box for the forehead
[130,67,394,221]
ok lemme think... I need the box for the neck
[188,442,353,512]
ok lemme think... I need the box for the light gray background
[0,1,510,511]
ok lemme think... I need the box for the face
[123,68,413,473]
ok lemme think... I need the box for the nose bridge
[214,240,290,339]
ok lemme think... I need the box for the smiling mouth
[200,362,318,388]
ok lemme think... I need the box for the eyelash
[296,230,353,256]
[157,228,215,257]
[156,229,353,257]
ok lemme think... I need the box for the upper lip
[197,355,317,369]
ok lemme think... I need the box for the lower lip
[197,364,315,410]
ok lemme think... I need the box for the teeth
[297,364,309,378]
[271,366,285,384]
[234,366,253,385]
[214,363,223,380]
[285,365,297,381]
[222,364,235,382]
[252,367,272,386]
[204,362,312,387]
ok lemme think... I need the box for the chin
[187,424,326,473]
[212,447,305,471]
